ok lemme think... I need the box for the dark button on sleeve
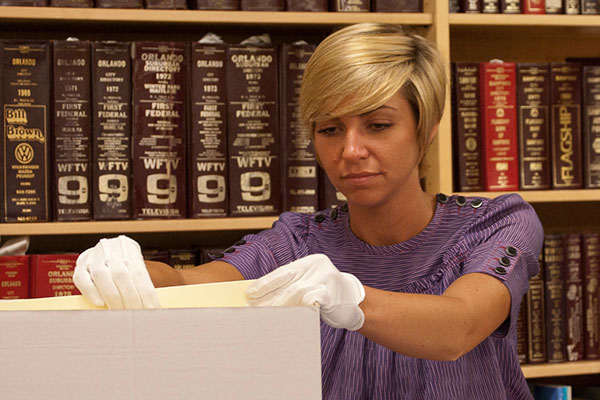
[329,208,338,220]
[436,193,448,204]
[505,246,517,257]
[235,239,246,246]
[455,196,466,207]
[224,248,235,253]
[499,256,511,267]
[314,214,326,223]
[494,266,507,276]
[470,199,483,209]
[211,252,224,259]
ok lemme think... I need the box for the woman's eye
[369,123,392,132]
[316,126,338,135]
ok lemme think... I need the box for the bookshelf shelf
[456,190,600,203]
[522,360,600,379]
[0,7,433,26]
[0,217,278,236]
[449,13,600,27]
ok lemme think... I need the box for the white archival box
[0,281,322,400]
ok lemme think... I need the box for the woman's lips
[341,172,381,186]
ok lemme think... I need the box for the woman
[75,23,543,399]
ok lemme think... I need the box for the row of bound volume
[450,0,600,15]
[0,38,348,223]
[0,0,422,12]
[452,61,600,192]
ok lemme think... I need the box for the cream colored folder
[0,280,253,310]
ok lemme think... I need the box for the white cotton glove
[245,254,365,331]
[73,235,160,309]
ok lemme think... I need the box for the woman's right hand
[73,235,161,309]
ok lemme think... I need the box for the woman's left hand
[245,254,365,331]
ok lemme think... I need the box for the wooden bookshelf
[522,360,600,379]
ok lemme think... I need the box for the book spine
[373,0,422,12]
[281,43,319,214]
[194,0,239,8]
[0,0,47,4]
[543,234,568,363]
[168,249,198,270]
[91,41,133,220]
[132,41,188,219]
[480,61,519,191]
[50,0,92,5]
[516,63,551,190]
[330,0,370,11]
[564,233,585,361]
[550,62,583,189]
[565,0,580,13]
[1,40,52,222]
[29,254,80,298]
[482,0,499,12]
[522,0,544,13]
[500,0,521,12]
[240,0,284,9]
[96,0,143,7]
[460,0,481,12]
[517,298,528,364]
[582,232,600,360]
[226,44,280,217]
[582,65,600,188]
[527,254,547,363]
[582,0,599,14]
[452,62,484,192]
[53,39,93,222]
[545,0,563,13]
[0,255,30,299]
[285,0,327,10]
[145,0,187,8]
[190,42,229,218]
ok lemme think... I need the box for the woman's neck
[347,190,437,246]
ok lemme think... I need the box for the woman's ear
[428,122,440,145]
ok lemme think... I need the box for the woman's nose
[341,127,369,161]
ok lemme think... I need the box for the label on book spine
[582,0,599,14]
[92,41,133,220]
[281,43,318,214]
[331,0,370,11]
[550,63,583,189]
[132,41,188,219]
[53,39,93,221]
[500,0,520,13]
[523,0,544,13]
[452,62,484,191]
[482,0,499,12]
[194,0,239,8]
[190,42,228,218]
[0,0,47,4]
[517,63,551,190]
[286,0,327,10]
[30,254,80,298]
[582,233,600,360]
[226,43,280,217]
[0,255,30,299]
[545,0,562,13]
[480,61,519,191]
[460,0,481,12]
[1,40,52,222]
[583,66,600,188]
[544,234,568,363]
[240,0,284,9]
[564,233,584,361]
[527,254,547,363]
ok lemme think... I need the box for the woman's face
[313,92,422,210]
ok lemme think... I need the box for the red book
[0,255,30,299]
[522,0,544,13]
[480,61,519,191]
[30,254,80,298]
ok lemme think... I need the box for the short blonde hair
[299,23,447,170]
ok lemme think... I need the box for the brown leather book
[1,40,52,223]
[0,255,30,299]
[460,0,481,12]
[226,41,280,217]
[565,0,579,14]
[582,65,600,188]
[286,0,327,10]
[240,0,284,10]
[50,0,92,6]
[53,39,93,222]
[145,0,187,8]
[29,254,81,298]
[527,254,547,363]
[190,41,229,218]
[582,0,599,14]
[452,62,484,192]
[96,0,143,8]
[280,42,319,214]
[550,62,583,189]
[500,0,520,13]
[194,0,239,8]
[373,0,421,12]
[91,41,133,221]
[516,63,551,190]
[517,298,528,364]
[330,0,370,11]
[543,234,568,363]
[131,41,188,219]
[582,232,600,360]
[0,0,46,4]
[482,0,499,12]
[545,0,562,13]
[480,61,519,191]
[564,233,585,361]
[169,249,198,270]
